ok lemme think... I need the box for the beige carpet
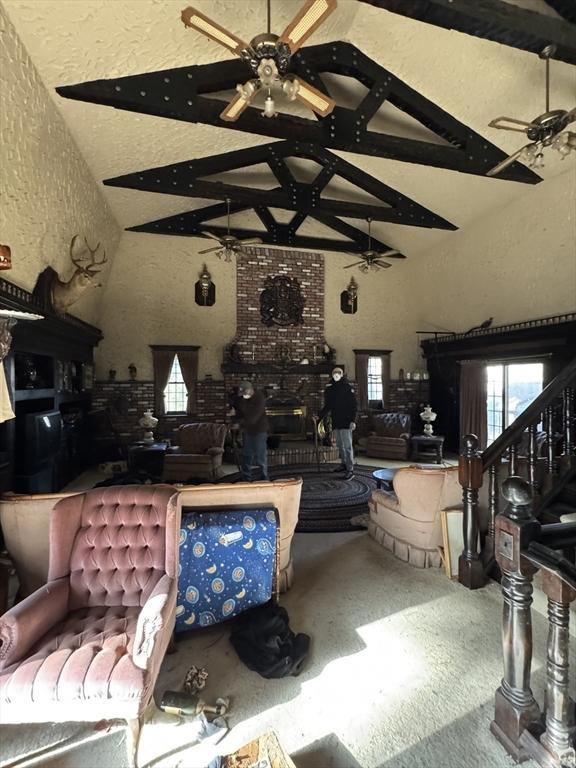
[3,527,572,768]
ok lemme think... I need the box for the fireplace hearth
[266,390,307,440]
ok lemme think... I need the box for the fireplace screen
[266,391,307,440]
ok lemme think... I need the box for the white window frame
[163,355,187,415]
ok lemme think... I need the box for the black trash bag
[229,603,310,679]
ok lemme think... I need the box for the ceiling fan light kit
[181,0,337,122]
[487,45,576,177]
[343,218,402,274]
[199,198,263,261]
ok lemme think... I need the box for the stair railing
[458,355,576,590]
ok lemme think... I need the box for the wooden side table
[410,435,445,464]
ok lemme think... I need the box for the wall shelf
[14,388,55,402]
[221,362,334,375]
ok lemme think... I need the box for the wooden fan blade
[488,116,532,133]
[486,144,530,177]
[294,78,335,117]
[220,89,254,122]
[238,238,263,245]
[343,261,364,269]
[200,231,222,241]
[374,260,392,269]
[380,249,403,259]
[566,108,576,125]
[181,7,248,55]
[278,0,337,54]
[198,246,222,254]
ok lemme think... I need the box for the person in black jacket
[318,367,357,479]
[234,380,270,482]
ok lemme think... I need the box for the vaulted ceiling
[3,0,575,261]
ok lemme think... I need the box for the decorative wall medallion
[260,275,304,327]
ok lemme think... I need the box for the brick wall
[233,247,327,363]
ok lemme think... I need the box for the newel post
[491,477,541,762]
[458,434,486,589]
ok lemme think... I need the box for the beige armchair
[368,465,461,568]
[162,422,227,482]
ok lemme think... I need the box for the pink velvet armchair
[0,484,181,765]
[162,422,228,482]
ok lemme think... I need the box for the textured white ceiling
[3,0,575,258]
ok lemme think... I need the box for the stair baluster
[509,442,519,477]
[545,404,558,486]
[563,386,574,459]
[491,478,541,762]
[539,570,576,766]
[528,423,539,495]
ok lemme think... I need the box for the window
[164,355,187,414]
[367,356,383,402]
[486,362,544,445]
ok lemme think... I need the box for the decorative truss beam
[543,0,576,25]
[56,41,540,184]
[126,199,405,256]
[104,140,457,232]
[359,0,576,65]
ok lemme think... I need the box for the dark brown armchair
[365,413,411,460]
[162,422,228,483]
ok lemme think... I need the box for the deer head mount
[50,235,107,314]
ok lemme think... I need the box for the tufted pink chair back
[178,422,227,453]
[48,485,179,610]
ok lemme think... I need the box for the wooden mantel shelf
[221,362,335,375]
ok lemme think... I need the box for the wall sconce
[195,263,216,306]
[340,277,358,314]
[0,244,12,270]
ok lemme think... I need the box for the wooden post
[458,434,486,589]
[483,461,500,574]
[491,477,541,762]
[527,424,539,496]
[539,570,576,765]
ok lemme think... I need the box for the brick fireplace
[222,247,334,439]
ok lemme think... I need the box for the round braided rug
[221,463,379,533]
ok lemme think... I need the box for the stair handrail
[482,354,576,471]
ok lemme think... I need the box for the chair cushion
[178,423,227,453]
[0,606,148,705]
[371,413,411,438]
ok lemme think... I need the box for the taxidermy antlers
[51,235,107,314]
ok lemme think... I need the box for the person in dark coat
[318,367,357,479]
[234,380,269,482]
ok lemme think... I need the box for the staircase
[457,356,576,768]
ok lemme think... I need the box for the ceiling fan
[343,219,403,273]
[487,45,576,177]
[181,0,337,122]
[198,198,263,261]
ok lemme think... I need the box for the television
[23,410,62,468]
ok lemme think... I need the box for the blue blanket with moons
[176,507,278,633]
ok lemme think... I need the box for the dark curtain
[152,349,175,416]
[459,360,487,449]
[380,354,391,409]
[177,350,199,416]
[354,353,369,411]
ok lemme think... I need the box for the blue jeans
[241,432,269,481]
[333,428,354,471]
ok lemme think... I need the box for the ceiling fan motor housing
[526,110,570,143]
[241,34,292,78]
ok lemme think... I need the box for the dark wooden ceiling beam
[359,0,576,65]
[104,140,457,230]
[542,0,576,25]
[125,205,397,255]
[56,42,540,183]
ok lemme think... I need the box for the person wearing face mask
[317,367,357,480]
[235,380,269,482]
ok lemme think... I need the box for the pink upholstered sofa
[0,484,181,765]
[368,465,461,567]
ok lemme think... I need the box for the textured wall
[0,4,120,324]
[413,168,576,334]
